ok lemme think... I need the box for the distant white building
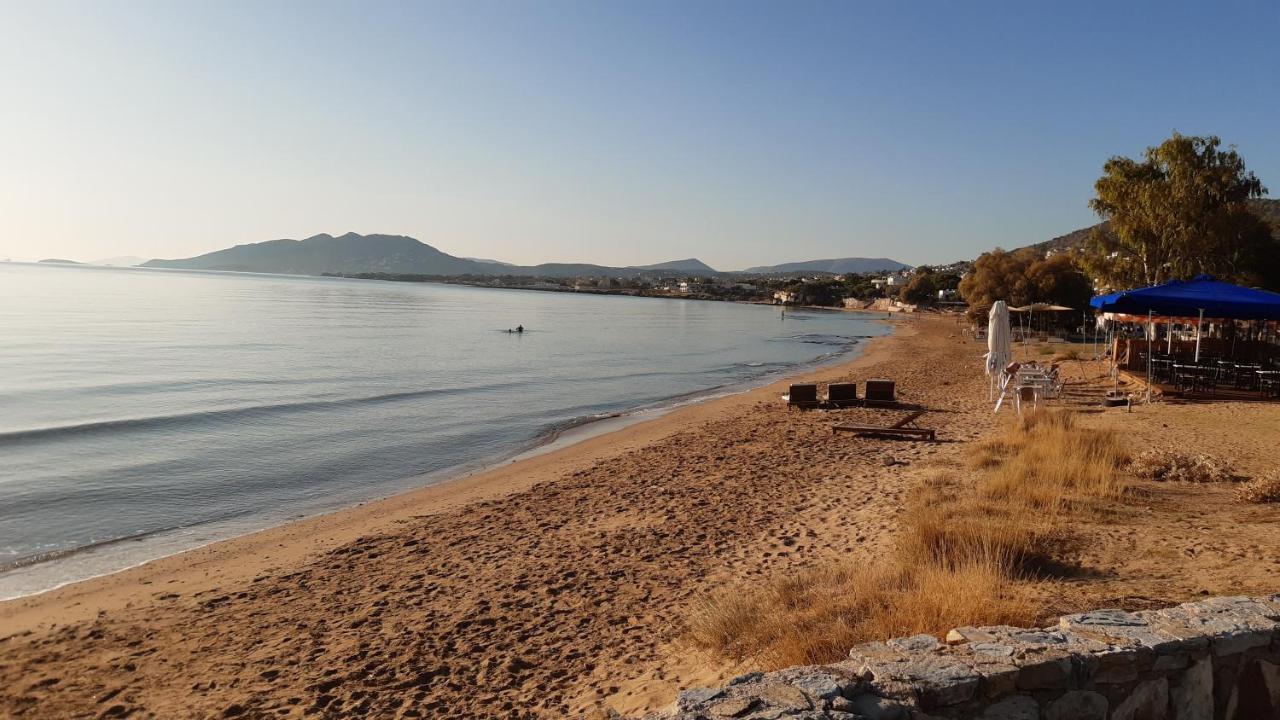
[774,290,798,304]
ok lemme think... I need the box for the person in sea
[507,325,525,334]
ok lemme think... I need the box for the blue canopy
[1091,275,1280,321]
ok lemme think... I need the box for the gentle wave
[0,361,790,445]
[0,386,501,445]
[0,516,247,573]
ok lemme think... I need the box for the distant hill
[38,258,81,264]
[1251,197,1280,230]
[142,232,719,279]
[144,233,496,276]
[741,257,911,275]
[634,258,717,274]
[90,256,150,267]
[1020,198,1280,256]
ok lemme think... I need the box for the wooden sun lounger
[832,410,935,440]
[862,378,898,407]
[783,383,821,409]
[824,382,859,408]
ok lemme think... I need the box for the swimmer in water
[516,324,524,333]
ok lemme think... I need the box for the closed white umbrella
[986,300,1012,399]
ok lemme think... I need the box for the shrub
[1128,450,1235,483]
[1236,474,1280,504]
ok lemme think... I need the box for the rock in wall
[646,594,1280,720]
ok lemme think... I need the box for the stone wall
[648,594,1280,720]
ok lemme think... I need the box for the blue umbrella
[1092,275,1280,364]
[1091,275,1280,321]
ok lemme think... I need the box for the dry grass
[976,411,1129,511]
[1128,449,1236,483]
[685,558,1035,668]
[897,474,1051,574]
[685,410,1125,668]
[1236,473,1280,504]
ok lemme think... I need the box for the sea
[0,262,888,598]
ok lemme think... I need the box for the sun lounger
[825,382,859,408]
[783,383,820,409]
[832,409,935,440]
[863,379,897,407]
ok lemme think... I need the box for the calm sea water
[0,262,886,598]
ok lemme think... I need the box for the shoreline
[0,313,1032,719]
[0,317,903,634]
[5,313,1278,720]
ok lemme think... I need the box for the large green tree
[1083,133,1274,289]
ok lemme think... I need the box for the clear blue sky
[1,0,1276,269]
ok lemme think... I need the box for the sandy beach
[4,314,1278,719]
[0,314,937,718]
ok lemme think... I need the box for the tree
[1082,133,1274,289]
[899,269,932,305]
[786,279,845,307]
[899,266,963,305]
[1024,254,1093,310]
[843,274,882,300]
[959,249,1036,311]
[960,249,1092,319]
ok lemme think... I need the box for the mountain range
[141,233,907,278]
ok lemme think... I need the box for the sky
[0,1,1276,270]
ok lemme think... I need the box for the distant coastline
[319,270,777,304]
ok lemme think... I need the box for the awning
[1090,275,1280,321]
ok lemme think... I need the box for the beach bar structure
[1090,275,1280,397]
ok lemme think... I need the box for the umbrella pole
[1146,310,1153,403]
[1194,308,1204,363]
[1092,314,1098,360]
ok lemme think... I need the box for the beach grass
[975,410,1129,511]
[685,409,1128,668]
[684,555,1034,668]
